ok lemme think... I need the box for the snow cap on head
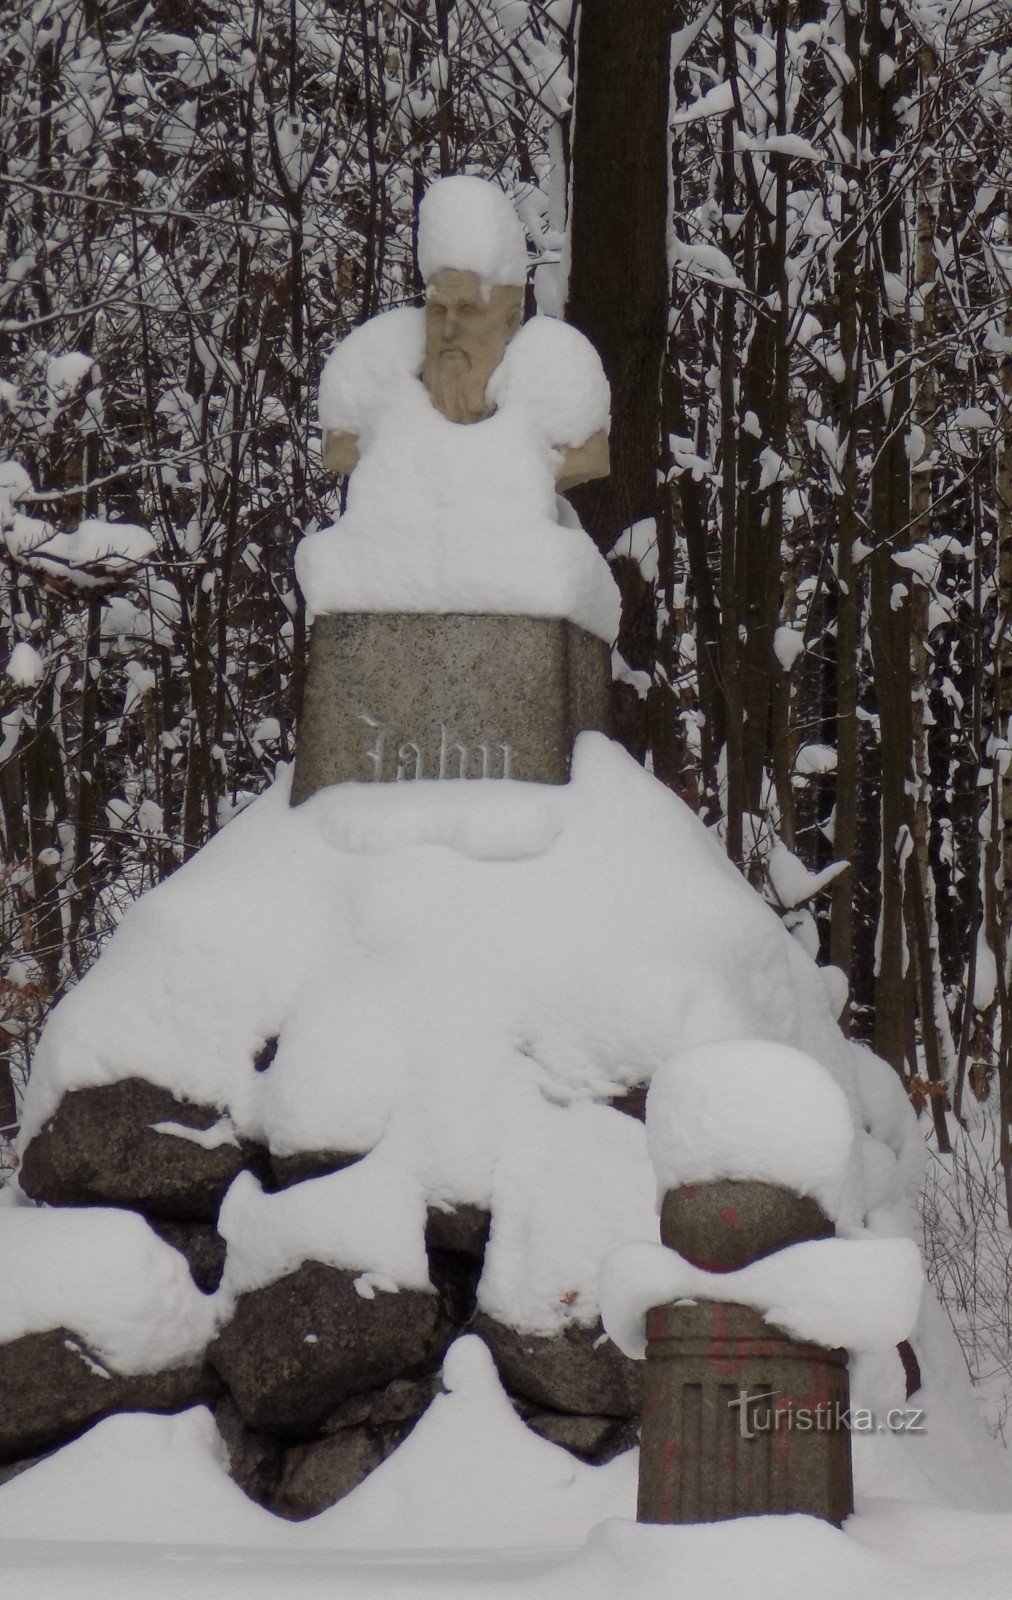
[417,175,528,290]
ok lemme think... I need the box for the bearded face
[421,269,524,424]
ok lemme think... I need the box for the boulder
[268,1148,364,1191]
[273,1428,385,1520]
[149,1221,227,1293]
[424,1205,490,1324]
[524,1409,639,1464]
[424,1203,490,1259]
[216,1374,438,1518]
[0,1327,218,1462]
[471,1313,641,1418]
[659,1179,834,1272]
[209,1261,454,1434]
[18,1079,253,1222]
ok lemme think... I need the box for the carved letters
[359,712,515,781]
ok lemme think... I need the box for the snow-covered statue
[295,175,620,644]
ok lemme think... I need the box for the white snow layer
[0,1206,217,1373]
[645,1038,857,1220]
[600,1236,924,1360]
[416,174,529,288]
[301,307,618,640]
[5,641,44,686]
[19,733,921,1340]
[2,515,155,586]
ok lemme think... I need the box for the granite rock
[149,1220,228,1293]
[18,1079,251,1223]
[471,1314,642,1418]
[215,1374,439,1518]
[268,1148,364,1191]
[524,1409,639,1464]
[0,1327,218,1462]
[659,1179,834,1272]
[209,1261,454,1434]
[290,613,611,802]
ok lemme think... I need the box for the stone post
[636,1179,854,1527]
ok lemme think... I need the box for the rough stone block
[0,1328,217,1463]
[290,613,611,803]
[527,1411,638,1464]
[209,1261,454,1434]
[471,1313,642,1418]
[659,1179,834,1273]
[18,1079,253,1223]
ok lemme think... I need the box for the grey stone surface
[290,613,611,803]
[471,1314,642,1418]
[637,1300,853,1526]
[149,1220,228,1293]
[209,1261,454,1434]
[18,1079,251,1223]
[424,1203,491,1259]
[215,1374,438,1518]
[523,1409,639,1464]
[273,1427,386,1520]
[0,1327,217,1462]
[268,1148,364,1191]
[659,1179,834,1272]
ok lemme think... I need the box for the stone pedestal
[637,1179,853,1527]
[637,1301,853,1526]
[290,613,611,803]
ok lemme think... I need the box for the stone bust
[322,178,609,494]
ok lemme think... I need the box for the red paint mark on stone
[719,1205,741,1227]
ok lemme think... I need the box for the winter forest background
[1,1,1011,1431]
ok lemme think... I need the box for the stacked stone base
[8,1072,644,1517]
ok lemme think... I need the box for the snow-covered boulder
[0,1206,220,1462]
[19,1078,254,1223]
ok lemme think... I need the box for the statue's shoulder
[319,306,426,435]
[488,315,610,447]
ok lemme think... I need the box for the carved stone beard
[421,349,496,424]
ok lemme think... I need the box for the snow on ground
[1,1337,1012,1599]
[6,721,1012,1591]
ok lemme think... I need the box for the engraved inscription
[360,712,386,780]
[396,741,424,780]
[359,712,516,781]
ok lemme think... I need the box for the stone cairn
[5,608,637,1518]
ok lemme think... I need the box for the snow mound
[0,1206,218,1373]
[417,175,529,288]
[19,734,919,1339]
[600,1236,924,1359]
[646,1038,857,1220]
[303,308,619,640]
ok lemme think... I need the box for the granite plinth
[290,613,611,803]
[637,1300,853,1527]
